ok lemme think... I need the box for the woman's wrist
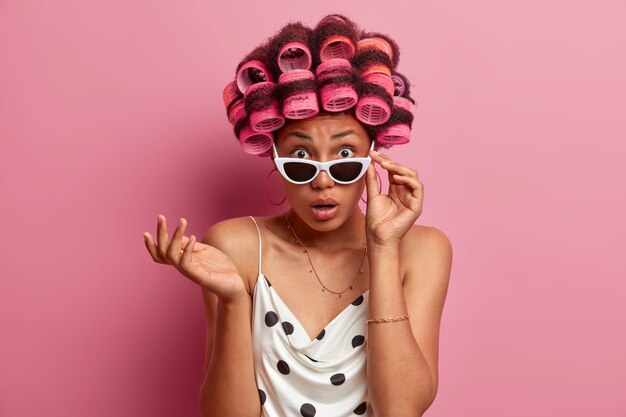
[366,238,401,255]
[218,287,250,309]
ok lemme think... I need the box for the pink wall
[1,1,625,416]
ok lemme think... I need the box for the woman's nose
[311,168,335,189]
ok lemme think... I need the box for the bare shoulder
[400,225,453,283]
[201,216,259,250]
[201,216,262,294]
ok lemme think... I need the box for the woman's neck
[285,207,366,252]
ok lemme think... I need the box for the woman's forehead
[276,113,369,144]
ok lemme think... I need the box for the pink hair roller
[364,72,395,96]
[223,81,241,108]
[376,124,411,145]
[320,35,356,62]
[316,59,358,111]
[227,98,246,125]
[320,85,358,112]
[245,82,285,132]
[392,74,405,96]
[316,58,352,82]
[355,96,391,126]
[236,60,273,94]
[277,42,312,72]
[357,37,394,61]
[239,124,274,155]
[393,96,412,112]
[278,70,319,119]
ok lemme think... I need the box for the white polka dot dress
[249,217,372,417]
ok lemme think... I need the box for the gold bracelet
[366,314,410,324]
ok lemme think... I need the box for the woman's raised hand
[365,150,424,245]
[143,215,248,303]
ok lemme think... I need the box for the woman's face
[273,112,372,231]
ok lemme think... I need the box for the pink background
[1,0,625,416]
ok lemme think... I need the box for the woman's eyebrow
[330,130,357,140]
[284,129,357,141]
[285,131,313,141]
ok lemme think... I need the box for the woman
[144,15,452,417]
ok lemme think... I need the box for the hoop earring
[361,169,382,204]
[265,168,286,206]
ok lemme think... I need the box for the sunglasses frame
[273,141,375,185]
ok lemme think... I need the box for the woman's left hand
[365,150,424,245]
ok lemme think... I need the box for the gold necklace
[285,212,367,299]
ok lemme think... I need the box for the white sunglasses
[273,141,374,185]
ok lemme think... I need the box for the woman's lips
[310,204,339,220]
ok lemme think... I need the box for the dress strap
[248,216,262,276]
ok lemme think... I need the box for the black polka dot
[258,389,266,405]
[351,295,364,306]
[330,373,346,385]
[265,311,279,327]
[300,403,316,417]
[316,329,326,340]
[354,402,367,415]
[282,321,294,335]
[351,335,365,348]
[305,354,318,362]
[277,360,290,375]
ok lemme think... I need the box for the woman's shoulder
[201,216,270,289]
[403,224,452,252]
[201,215,279,245]
[401,224,453,270]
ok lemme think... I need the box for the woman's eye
[338,148,355,158]
[293,149,309,158]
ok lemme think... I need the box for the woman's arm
[144,216,260,417]
[367,227,452,417]
[198,220,261,417]
[364,152,453,417]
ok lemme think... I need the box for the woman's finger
[166,218,187,264]
[392,173,423,195]
[143,232,166,264]
[379,160,419,181]
[180,234,196,275]
[365,161,380,200]
[156,215,169,258]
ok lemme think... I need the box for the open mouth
[313,204,336,210]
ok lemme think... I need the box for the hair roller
[316,59,359,112]
[375,105,414,145]
[391,72,416,104]
[357,38,394,62]
[352,49,394,95]
[267,22,313,72]
[391,74,405,97]
[236,60,274,94]
[244,82,285,132]
[313,15,359,63]
[355,81,393,126]
[277,70,319,119]
[360,32,400,69]
[278,42,312,72]
[223,81,246,125]
[238,123,275,155]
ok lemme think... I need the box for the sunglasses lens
[329,161,364,182]
[284,162,317,182]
